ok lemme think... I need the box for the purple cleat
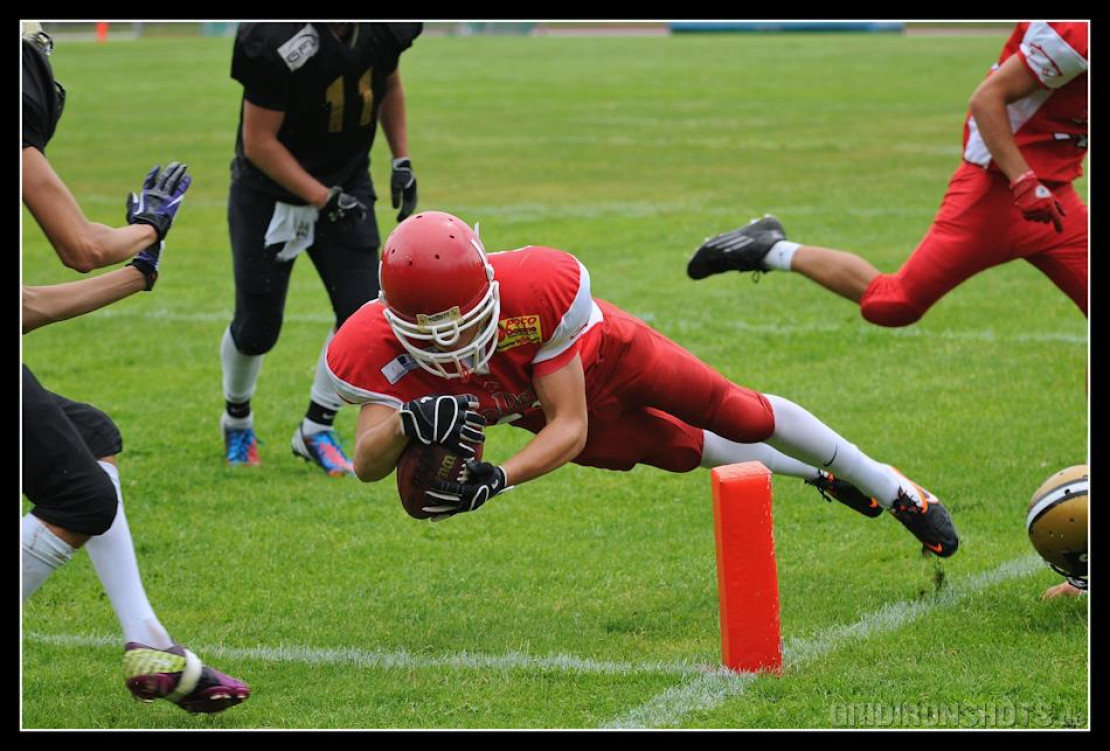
[123,642,250,714]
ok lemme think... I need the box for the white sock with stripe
[221,326,263,429]
[763,394,901,507]
[303,329,344,436]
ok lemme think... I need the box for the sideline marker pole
[711,462,782,674]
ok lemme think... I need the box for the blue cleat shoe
[222,414,260,467]
[292,426,355,477]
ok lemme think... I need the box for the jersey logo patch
[381,353,420,385]
[497,315,543,351]
[278,24,320,72]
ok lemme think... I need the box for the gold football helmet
[1027,464,1088,585]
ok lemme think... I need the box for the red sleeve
[326,303,420,408]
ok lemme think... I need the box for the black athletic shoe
[806,470,883,518]
[887,468,959,558]
[687,215,786,280]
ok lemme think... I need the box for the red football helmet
[379,211,500,379]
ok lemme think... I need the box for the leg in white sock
[700,430,821,478]
[762,394,902,507]
[303,329,344,436]
[22,514,76,602]
[85,460,173,649]
[221,326,263,430]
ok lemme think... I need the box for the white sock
[22,514,76,602]
[222,326,264,408]
[303,329,344,436]
[84,461,174,649]
[700,430,820,478]
[763,394,901,507]
[764,241,801,271]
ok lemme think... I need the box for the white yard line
[23,556,1052,728]
[23,631,706,677]
[602,555,1045,728]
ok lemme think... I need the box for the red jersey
[327,246,605,426]
[963,22,1088,183]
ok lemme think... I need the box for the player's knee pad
[230,317,282,356]
[74,473,120,536]
[860,298,924,328]
[860,277,925,327]
[714,390,775,444]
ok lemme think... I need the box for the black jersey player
[21,23,249,713]
[219,22,422,476]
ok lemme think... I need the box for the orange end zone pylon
[711,462,782,674]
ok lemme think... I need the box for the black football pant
[226,180,381,356]
[22,365,121,536]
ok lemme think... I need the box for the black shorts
[226,178,382,355]
[22,365,121,535]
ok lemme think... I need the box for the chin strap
[1065,575,1088,592]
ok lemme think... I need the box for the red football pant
[861,162,1088,326]
[511,301,775,473]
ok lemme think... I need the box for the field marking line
[601,554,1045,729]
[87,307,1086,346]
[23,632,708,678]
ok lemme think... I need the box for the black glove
[424,460,509,520]
[126,162,191,241]
[320,186,368,225]
[399,394,486,457]
[390,157,418,222]
[126,241,165,291]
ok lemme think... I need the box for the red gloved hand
[1010,170,1065,233]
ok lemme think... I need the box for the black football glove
[390,157,418,222]
[399,394,486,457]
[126,162,191,241]
[423,460,509,521]
[320,186,368,225]
[126,241,165,291]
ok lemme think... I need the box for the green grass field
[22,30,1088,729]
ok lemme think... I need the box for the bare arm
[378,69,410,160]
[241,101,332,207]
[22,147,157,272]
[500,355,589,486]
[968,54,1044,182]
[352,402,411,482]
[22,266,147,334]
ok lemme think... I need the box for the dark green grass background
[22,30,1088,729]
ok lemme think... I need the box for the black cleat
[687,215,786,280]
[806,470,883,518]
[887,469,959,558]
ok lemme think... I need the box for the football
[1026,464,1088,579]
[396,441,484,519]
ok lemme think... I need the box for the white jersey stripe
[326,361,404,408]
[532,260,604,365]
[1020,22,1088,89]
[964,85,1052,167]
